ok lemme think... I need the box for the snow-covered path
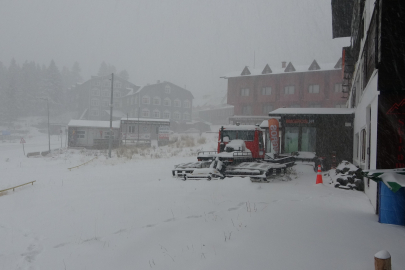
[1,146,405,269]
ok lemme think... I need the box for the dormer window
[165,85,171,94]
[174,99,181,107]
[164,98,171,106]
[153,97,161,105]
[142,96,150,104]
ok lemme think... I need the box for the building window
[142,109,150,118]
[163,98,171,106]
[261,87,271,95]
[173,99,181,107]
[184,100,190,108]
[335,104,345,108]
[335,83,343,92]
[115,81,122,88]
[163,111,171,119]
[240,88,250,96]
[284,86,295,95]
[355,132,359,160]
[242,105,252,115]
[102,100,109,107]
[183,112,190,121]
[91,99,100,106]
[94,81,101,87]
[142,96,150,104]
[128,126,135,133]
[103,81,110,87]
[114,91,121,98]
[153,110,160,118]
[91,109,99,116]
[309,104,321,108]
[263,104,273,114]
[76,130,85,138]
[92,88,100,96]
[308,85,320,94]
[153,97,161,105]
[361,129,367,162]
[103,131,113,139]
[165,85,171,94]
[173,112,181,120]
[102,90,109,97]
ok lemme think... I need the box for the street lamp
[39,97,50,153]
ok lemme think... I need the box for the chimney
[282,61,287,68]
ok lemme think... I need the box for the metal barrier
[68,157,97,171]
[0,180,36,193]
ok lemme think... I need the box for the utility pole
[108,73,114,158]
[125,112,128,145]
[47,99,50,153]
[137,105,140,144]
[39,97,50,153]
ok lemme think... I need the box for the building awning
[68,120,121,129]
[363,169,405,193]
[269,108,355,115]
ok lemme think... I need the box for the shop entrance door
[284,127,316,153]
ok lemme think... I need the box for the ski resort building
[332,0,405,225]
[222,59,345,116]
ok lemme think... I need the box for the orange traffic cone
[316,165,323,184]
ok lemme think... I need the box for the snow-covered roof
[230,115,272,119]
[269,108,355,115]
[197,105,234,112]
[259,118,281,128]
[222,125,262,131]
[105,110,127,118]
[68,120,120,128]
[121,118,170,123]
[222,62,340,79]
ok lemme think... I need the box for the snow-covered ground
[1,121,405,269]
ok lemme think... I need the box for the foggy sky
[0,0,349,101]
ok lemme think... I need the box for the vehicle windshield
[222,130,255,141]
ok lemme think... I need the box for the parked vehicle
[173,125,295,182]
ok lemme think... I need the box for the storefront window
[284,127,299,153]
[301,127,316,152]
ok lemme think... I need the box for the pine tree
[118,69,129,80]
[98,61,108,77]
[44,60,64,112]
[71,61,82,83]
[4,59,20,124]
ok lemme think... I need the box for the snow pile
[294,151,316,159]
[224,139,248,152]
[2,121,405,269]
[327,160,364,191]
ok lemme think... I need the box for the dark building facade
[121,81,193,124]
[70,75,140,121]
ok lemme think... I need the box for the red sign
[20,138,26,144]
[268,118,279,154]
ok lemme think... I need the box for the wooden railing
[0,180,36,193]
[68,157,97,171]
